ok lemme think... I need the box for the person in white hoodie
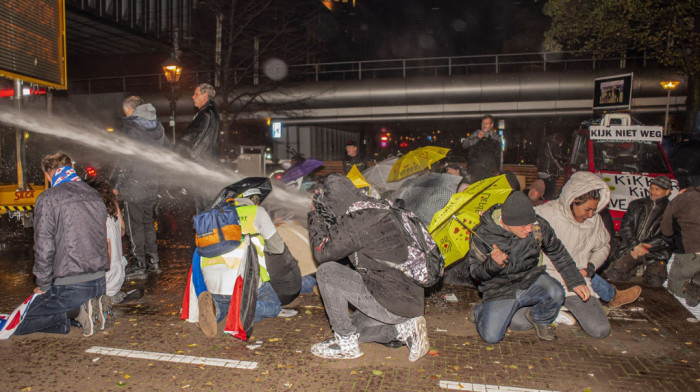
[532,172,641,338]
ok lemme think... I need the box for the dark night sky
[319,0,550,61]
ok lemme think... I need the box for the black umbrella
[207,177,273,210]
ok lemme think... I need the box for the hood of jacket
[557,171,610,224]
[319,174,370,217]
[123,103,165,141]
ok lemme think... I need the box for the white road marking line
[86,346,258,369]
[439,380,560,392]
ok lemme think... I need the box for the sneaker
[554,310,576,326]
[311,332,363,359]
[198,292,217,337]
[97,295,114,331]
[125,265,147,279]
[395,316,430,362]
[277,309,298,318]
[525,308,557,341]
[609,285,642,308]
[110,291,127,304]
[76,298,99,337]
[122,288,144,303]
[147,263,162,274]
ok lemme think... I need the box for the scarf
[51,166,81,187]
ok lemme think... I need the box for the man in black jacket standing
[15,152,109,337]
[307,174,429,361]
[468,192,589,343]
[180,83,221,212]
[606,176,673,287]
[115,96,167,278]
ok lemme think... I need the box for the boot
[525,308,557,341]
[395,316,430,362]
[683,272,700,307]
[310,332,363,359]
[608,285,642,308]
[147,254,162,274]
[125,258,147,279]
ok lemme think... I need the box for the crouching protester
[308,174,429,361]
[468,192,590,343]
[11,153,110,337]
[606,176,673,287]
[189,188,290,337]
[530,172,641,338]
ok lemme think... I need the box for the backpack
[347,201,444,287]
[194,202,243,258]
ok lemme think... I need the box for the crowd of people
[6,104,699,366]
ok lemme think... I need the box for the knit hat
[650,176,671,190]
[502,191,537,226]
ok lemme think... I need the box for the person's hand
[33,287,45,294]
[573,285,590,301]
[632,243,651,258]
[579,268,588,278]
[490,244,508,266]
[112,189,118,195]
[477,130,485,139]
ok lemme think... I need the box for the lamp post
[660,80,680,135]
[162,55,183,144]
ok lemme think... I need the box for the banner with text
[589,126,663,142]
[598,173,679,212]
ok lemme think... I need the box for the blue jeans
[300,274,317,294]
[211,281,281,324]
[14,278,106,335]
[474,274,564,344]
[590,273,615,302]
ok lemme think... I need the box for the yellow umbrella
[428,175,512,266]
[387,146,450,182]
[346,164,371,194]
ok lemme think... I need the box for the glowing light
[659,81,680,90]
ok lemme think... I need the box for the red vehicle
[564,113,678,231]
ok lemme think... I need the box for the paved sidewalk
[1,242,698,391]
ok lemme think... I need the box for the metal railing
[69,50,651,95]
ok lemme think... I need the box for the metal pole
[170,84,177,144]
[664,89,671,135]
[14,79,26,190]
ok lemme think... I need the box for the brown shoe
[198,291,218,337]
[608,285,641,308]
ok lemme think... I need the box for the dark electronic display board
[0,0,67,89]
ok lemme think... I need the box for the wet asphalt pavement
[0,232,699,392]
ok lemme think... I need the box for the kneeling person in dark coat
[307,174,429,361]
[468,192,589,343]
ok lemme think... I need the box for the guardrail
[69,50,651,95]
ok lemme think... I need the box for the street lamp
[162,55,183,143]
[660,80,680,135]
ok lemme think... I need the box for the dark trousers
[14,278,106,335]
[607,252,667,287]
[125,198,158,268]
[317,262,408,343]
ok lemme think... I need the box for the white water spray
[0,111,312,220]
